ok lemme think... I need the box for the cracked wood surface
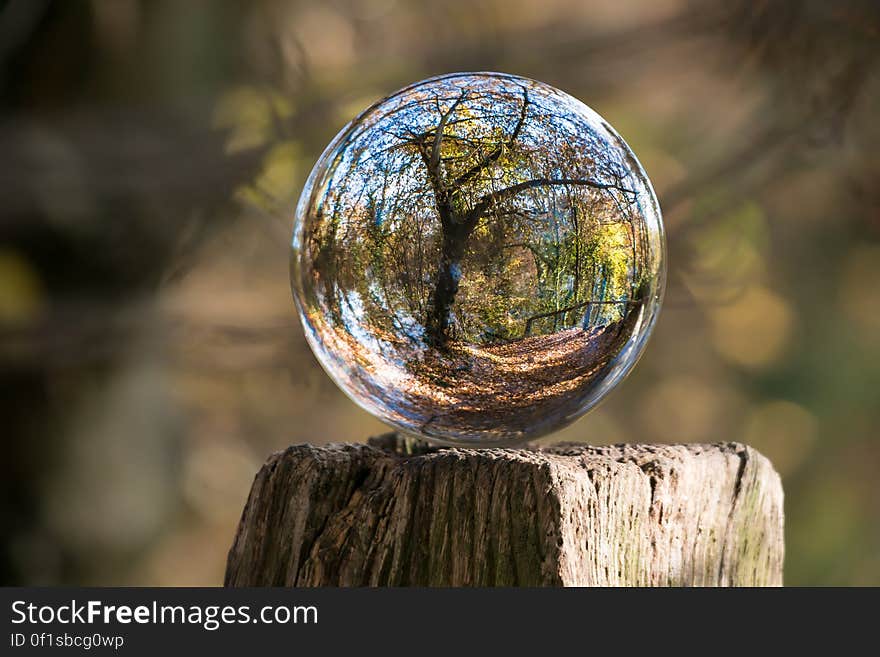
[225,435,784,586]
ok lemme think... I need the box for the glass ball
[291,72,665,446]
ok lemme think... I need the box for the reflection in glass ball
[291,72,665,446]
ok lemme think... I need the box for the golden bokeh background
[2,0,878,585]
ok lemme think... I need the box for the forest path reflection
[373,312,638,441]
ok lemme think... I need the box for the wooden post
[225,434,784,586]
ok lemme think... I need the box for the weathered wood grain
[225,435,784,586]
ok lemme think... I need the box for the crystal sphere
[291,72,665,446]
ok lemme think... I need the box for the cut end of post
[226,436,784,587]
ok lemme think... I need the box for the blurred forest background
[1,0,878,586]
